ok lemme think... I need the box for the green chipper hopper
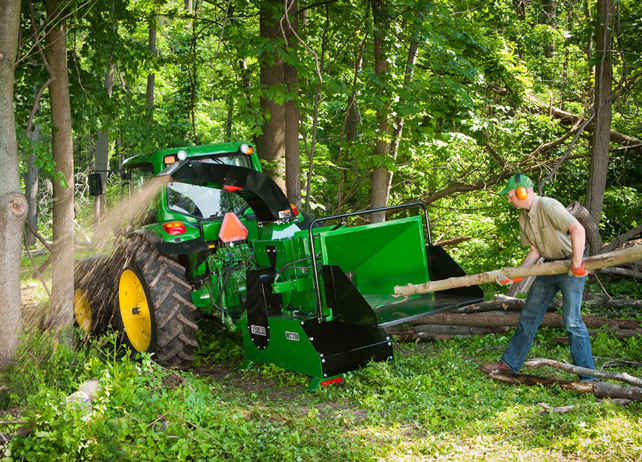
[74,142,483,390]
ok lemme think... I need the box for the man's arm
[568,221,586,270]
[522,246,541,267]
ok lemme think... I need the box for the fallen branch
[405,311,639,330]
[595,267,642,280]
[524,358,642,387]
[434,236,472,248]
[553,329,642,343]
[395,245,642,297]
[487,371,642,401]
[487,371,594,393]
[538,403,575,414]
[601,224,642,253]
[584,298,642,310]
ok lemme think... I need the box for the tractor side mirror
[88,173,104,196]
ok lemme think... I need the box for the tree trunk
[93,65,115,231]
[25,124,41,247]
[146,19,157,124]
[370,0,392,223]
[256,0,286,190]
[93,130,109,229]
[0,0,27,365]
[584,0,613,223]
[542,0,556,57]
[283,0,301,208]
[45,0,75,329]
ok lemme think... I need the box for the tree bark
[404,311,639,330]
[146,18,157,123]
[93,65,115,231]
[256,0,286,190]
[584,0,614,223]
[542,0,556,57]
[283,0,301,208]
[369,0,393,223]
[395,245,642,296]
[45,0,75,329]
[567,202,602,255]
[0,0,27,365]
[24,123,41,247]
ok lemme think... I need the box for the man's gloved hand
[569,260,588,277]
[496,273,524,286]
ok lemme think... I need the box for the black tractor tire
[113,236,198,369]
[73,255,115,335]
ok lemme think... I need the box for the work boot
[480,361,513,374]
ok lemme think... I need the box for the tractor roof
[122,141,257,174]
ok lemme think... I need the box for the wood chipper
[74,142,483,389]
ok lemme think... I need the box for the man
[481,173,596,381]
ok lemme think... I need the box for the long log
[404,311,640,330]
[395,245,642,297]
[554,329,642,343]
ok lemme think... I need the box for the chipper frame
[75,142,483,390]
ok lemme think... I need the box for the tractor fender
[128,229,209,256]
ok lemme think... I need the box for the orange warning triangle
[219,212,249,243]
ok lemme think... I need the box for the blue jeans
[501,273,596,381]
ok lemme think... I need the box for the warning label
[250,325,267,336]
[285,331,300,341]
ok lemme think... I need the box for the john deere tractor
[74,141,482,389]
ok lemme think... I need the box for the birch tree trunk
[0,0,28,365]
[45,0,75,329]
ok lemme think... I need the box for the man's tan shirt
[519,195,578,260]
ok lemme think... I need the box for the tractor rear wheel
[114,236,198,369]
[73,255,114,335]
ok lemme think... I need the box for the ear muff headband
[514,173,528,200]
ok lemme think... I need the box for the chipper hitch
[241,203,483,390]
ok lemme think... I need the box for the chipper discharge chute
[78,142,483,390]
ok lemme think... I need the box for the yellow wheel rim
[73,289,92,333]
[119,269,152,352]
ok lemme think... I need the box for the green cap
[499,173,534,195]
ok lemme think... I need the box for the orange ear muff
[516,186,528,200]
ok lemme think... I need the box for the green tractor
[74,141,482,389]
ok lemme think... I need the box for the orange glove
[569,260,588,277]
[496,274,524,286]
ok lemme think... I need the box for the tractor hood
[161,160,295,223]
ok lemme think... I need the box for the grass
[7,249,642,461]
[1,317,641,461]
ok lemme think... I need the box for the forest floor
[3,283,642,461]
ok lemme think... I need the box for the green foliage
[5,326,642,461]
